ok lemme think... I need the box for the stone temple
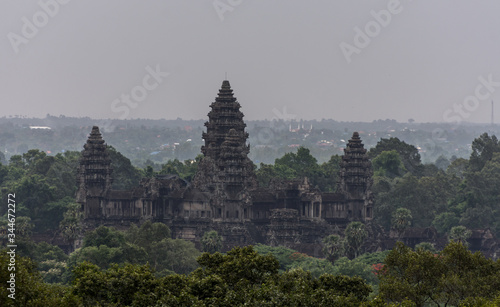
[76,80,375,255]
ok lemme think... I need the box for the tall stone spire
[194,80,256,193]
[76,126,113,202]
[201,80,248,160]
[339,132,373,220]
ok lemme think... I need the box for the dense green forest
[2,240,500,306]
[1,131,500,305]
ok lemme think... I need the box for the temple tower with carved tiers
[76,126,113,219]
[339,132,373,221]
[192,80,257,222]
[193,80,257,194]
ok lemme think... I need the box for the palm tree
[59,203,83,252]
[448,226,472,246]
[201,230,222,253]
[344,222,367,259]
[392,208,412,240]
[322,234,345,263]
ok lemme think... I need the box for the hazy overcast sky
[2,1,500,123]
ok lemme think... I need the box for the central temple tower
[193,80,257,202]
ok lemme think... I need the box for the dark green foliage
[0,151,6,165]
[448,225,472,245]
[352,134,500,234]
[459,152,500,234]
[13,239,500,306]
[0,218,69,284]
[10,174,56,231]
[69,245,372,306]
[446,157,468,179]
[39,197,76,233]
[159,154,202,182]
[0,150,80,233]
[368,137,422,176]
[83,225,126,248]
[344,221,367,258]
[379,242,443,306]
[257,243,385,291]
[44,151,80,199]
[194,246,280,288]
[107,146,143,190]
[330,257,377,285]
[31,242,69,284]
[256,148,341,192]
[372,150,405,178]
[253,244,297,271]
[469,133,500,172]
[274,147,319,177]
[69,245,127,270]
[319,273,372,301]
[414,242,437,253]
[418,163,440,177]
[374,171,460,231]
[322,234,344,263]
[201,230,222,253]
[318,154,342,192]
[67,226,137,273]
[256,162,296,187]
[142,164,155,177]
[125,221,199,274]
[0,216,36,258]
[150,238,200,275]
[354,250,390,266]
[0,163,9,186]
[72,262,157,307]
[328,250,390,289]
[432,212,460,235]
[59,202,83,247]
[32,242,68,263]
[125,220,171,251]
[379,241,500,306]
[67,223,199,277]
[391,208,412,239]
[288,254,337,278]
[435,155,451,170]
[0,250,79,306]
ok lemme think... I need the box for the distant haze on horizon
[2,1,500,124]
